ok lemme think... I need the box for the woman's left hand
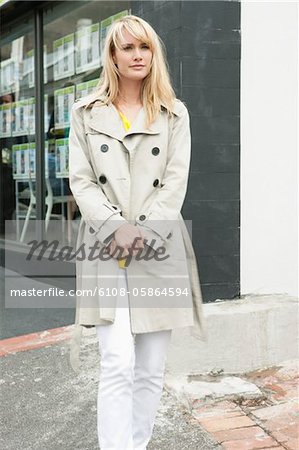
[106,226,145,259]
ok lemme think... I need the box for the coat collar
[87,101,163,141]
[80,94,182,141]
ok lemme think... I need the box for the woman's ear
[111,51,118,68]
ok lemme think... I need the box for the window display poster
[27,97,35,135]
[55,138,69,178]
[10,95,48,136]
[44,94,49,133]
[12,143,30,179]
[100,10,129,67]
[29,142,36,177]
[112,10,130,22]
[13,141,50,180]
[53,37,64,81]
[76,79,98,100]
[89,23,100,69]
[27,94,49,135]
[0,58,16,95]
[100,16,113,68]
[12,99,29,137]
[75,23,100,74]
[23,46,48,88]
[54,86,75,128]
[0,103,12,137]
[11,102,16,135]
[29,141,50,178]
[53,34,75,81]
[23,49,34,87]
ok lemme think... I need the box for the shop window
[0,1,130,246]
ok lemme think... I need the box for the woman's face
[112,29,152,82]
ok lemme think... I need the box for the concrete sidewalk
[1,325,298,450]
[166,360,299,450]
[0,325,220,450]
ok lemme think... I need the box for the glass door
[0,1,130,247]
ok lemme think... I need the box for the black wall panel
[132,1,241,301]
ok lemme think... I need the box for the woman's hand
[106,224,145,259]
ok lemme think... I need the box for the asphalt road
[0,266,75,339]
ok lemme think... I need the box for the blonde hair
[85,15,176,128]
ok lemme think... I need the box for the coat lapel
[123,107,164,153]
[87,102,125,141]
[86,101,163,144]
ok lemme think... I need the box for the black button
[139,214,146,221]
[99,175,107,184]
[101,144,109,152]
[89,226,95,234]
[153,179,159,187]
[166,232,172,239]
[152,147,160,156]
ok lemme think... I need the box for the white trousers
[96,268,172,450]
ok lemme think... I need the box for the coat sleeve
[68,103,127,245]
[136,101,191,247]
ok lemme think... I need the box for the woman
[69,14,206,450]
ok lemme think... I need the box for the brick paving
[192,360,299,450]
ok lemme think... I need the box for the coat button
[89,226,95,234]
[153,179,159,187]
[139,214,146,221]
[101,144,109,152]
[99,175,107,184]
[152,147,160,156]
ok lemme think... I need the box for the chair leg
[67,201,72,243]
[45,200,53,232]
[61,206,66,241]
[20,202,34,243]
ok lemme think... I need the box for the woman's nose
[133,48,142,59]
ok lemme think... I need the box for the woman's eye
[122,44,149,51]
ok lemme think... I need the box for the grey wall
[132,1,241,302]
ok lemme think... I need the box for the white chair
[20,173,75,243]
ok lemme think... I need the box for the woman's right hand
[108,223,144,258]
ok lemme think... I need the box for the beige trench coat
[68,93,207,372]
